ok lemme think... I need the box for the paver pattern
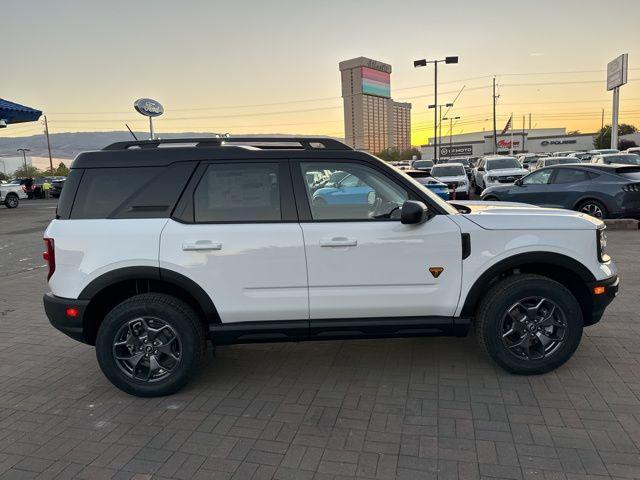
[1,201,639,479]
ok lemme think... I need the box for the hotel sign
[366,59,392,73]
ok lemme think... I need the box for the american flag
[500,114,513,135]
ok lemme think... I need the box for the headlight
[597,227,609,263]
[488,176,496,182]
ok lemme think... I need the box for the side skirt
[209,316,471,345]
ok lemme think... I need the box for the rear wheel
[475,274,583,374]
[96,293,205,397]
[576,199,607,219]
[4,193,19,209]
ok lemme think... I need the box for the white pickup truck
[1,181,27,208]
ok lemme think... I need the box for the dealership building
[419,128,598,159]
[339,57,411,152]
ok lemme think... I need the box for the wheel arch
[79,266,220,345]
[460,252,596,325]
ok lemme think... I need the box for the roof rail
[103,136,352,151]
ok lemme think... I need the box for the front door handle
[182,240,222,251]
[319,237,358,247]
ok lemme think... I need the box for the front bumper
[43,293,90,344]
[585,275,619,325]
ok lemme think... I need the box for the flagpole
[509,112,514,155]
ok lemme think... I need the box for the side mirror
[400,200,429,225]
[514,178,523,186]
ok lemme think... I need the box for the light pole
[442,116,460,154]
[413,56,459,162]
[17,148,30,173]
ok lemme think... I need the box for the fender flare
[460,251,596,317]
[78,266,219,322]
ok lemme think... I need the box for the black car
[51,178,66,198]
[481,164,640,219]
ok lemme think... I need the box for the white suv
[473,156,528,193]
[43,137,619,396]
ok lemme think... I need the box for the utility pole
[492,77,498,154]
[522,115,526,153]
[601,108,605,131]
[528,113,531,130]
[43,115,54,174]
[443,116,460,152]
[17,148,30,173]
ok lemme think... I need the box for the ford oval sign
[134,98,164,117]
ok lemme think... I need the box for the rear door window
[552,169,591,184]
[193,163,282,222]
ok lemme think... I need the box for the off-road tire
[474,274,583,374]
[96,293,205,397]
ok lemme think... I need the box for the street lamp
[442,116,461,153]
[414,56,459,162]
[17,148,30,173]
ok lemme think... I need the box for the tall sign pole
[134,98,164,140]
[607,54,628,149]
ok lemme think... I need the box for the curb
[604,219,639,230]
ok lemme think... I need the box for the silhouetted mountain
[0,131,343,159]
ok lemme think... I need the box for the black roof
[71,136,370,168]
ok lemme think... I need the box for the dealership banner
[440,145,473,157]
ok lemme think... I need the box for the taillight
[43,238,55,280]
[622,183,640,192]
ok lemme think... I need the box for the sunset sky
[3,0,639,146]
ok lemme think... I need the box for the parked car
[481,164,640,219]
[589,148,619,155]
[531,156,578,171]
[553,151,577,157]
[44,136,618,396]
[430,163,469,199]
[403,169,449,200]
[473,156,528,193]
[625,147,640,155]
[0,181,27,208]
[50,178,66,198]
[567,152,592,162]
[440,157,472,178]
[591,153,640,166]
[518,153,548,170]
[411,159,434,173]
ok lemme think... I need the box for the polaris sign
[134,98,164,117]
[540,139,577,146]
[439,145,473,157]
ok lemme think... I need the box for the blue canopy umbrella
[0,98,42,127]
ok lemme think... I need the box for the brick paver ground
[0,227,638,480]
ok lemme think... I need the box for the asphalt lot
[1,199,640,480]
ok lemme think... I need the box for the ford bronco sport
[43,137,619,397]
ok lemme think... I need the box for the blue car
[312,173,375,206]
[404,169,450,200]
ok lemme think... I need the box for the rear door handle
[182,240,222,251]
[319,237,358,247]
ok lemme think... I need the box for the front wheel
[474,274,583,374]
[96,293,205,397]
[4,193,19,209]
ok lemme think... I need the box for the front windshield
[486,158,520,170]
[413,160,433,168]
[431,165,465,177]
[606,155,640,165]
[396,169,459,214]
[447,158,469,165]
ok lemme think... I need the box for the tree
[54,162,69,176]
[376,147,421,162]
[0,172,8,182]
[12,165,42,178]
[593,123,637,149]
